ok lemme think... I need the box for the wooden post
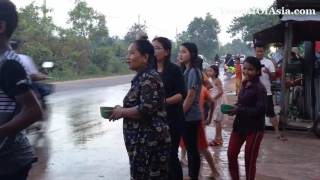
[280,22,293,132]
[304,41,315,120]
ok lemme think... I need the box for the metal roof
[253,14,320,45]
[281,14,320,22]
[277,0,320,11]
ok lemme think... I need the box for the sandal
[209,139,223,146]
[277,135,288,141]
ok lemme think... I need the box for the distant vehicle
[224,54,234,67]
[220,55,225,62]
[239,54,246,63]
[198,54,212,69]
[198,54,206,61]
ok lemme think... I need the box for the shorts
[266,95,276,118]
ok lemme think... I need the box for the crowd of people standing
[109,33,275,180]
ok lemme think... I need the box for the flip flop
[277,135,288,141]
[209,139,223,146]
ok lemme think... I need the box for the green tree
[13,2,56,65]
[68,0,108,39]
[124,23,147,44]
[12,1,130,81]
[228,7,280,42]
[219,39,254,56]
[67,0,109,74]
[89,13,109,46]
[177,13,220,60]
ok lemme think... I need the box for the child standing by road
[227,56,267,180]
[206,65,224,146]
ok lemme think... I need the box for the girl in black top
[227,56,267,180]
[152,37,185,180]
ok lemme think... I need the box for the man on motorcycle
[10,41,53,135]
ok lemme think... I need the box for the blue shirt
[184,67,202,121]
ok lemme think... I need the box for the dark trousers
[168,126,183,180]
[182,121,201,180]
[227,131,264,180]
[0,164,32,180]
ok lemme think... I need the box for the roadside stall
[253,0,320,137]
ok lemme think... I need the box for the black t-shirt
[160,62,186,129]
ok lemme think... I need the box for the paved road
[28,76,133,180]
[52,74,134,92]
[27,75,320,180]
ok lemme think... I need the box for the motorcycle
[26,61,54,135]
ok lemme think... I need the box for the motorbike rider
[10,40,49,81]
[10,40,53,103]
[10,40,52,133]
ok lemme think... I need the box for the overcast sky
[12,0,274,45]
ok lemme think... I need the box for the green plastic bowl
[100,106,114,119]
[220,104,234,114]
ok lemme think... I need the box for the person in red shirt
[235,57,242,96]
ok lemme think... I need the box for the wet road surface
[28,75,133,180]
[27,75,320,180]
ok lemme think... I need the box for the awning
[276,0,320,12]
[253,14,320,45]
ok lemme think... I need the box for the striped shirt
[0,49,36,175]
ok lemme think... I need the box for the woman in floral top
[110,39,171,180]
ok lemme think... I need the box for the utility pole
[43,0,47,19]
[42,0,49,38]
[175,27,179,42]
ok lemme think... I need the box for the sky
[11,0,274,45]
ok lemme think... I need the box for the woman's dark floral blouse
[123,68,171,179]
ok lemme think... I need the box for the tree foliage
[16,2,269,80]
[219,39,254,56]
[12,1,129,81]
[177,13,220,60]
[124,23,147,44]
[227,7,280,41]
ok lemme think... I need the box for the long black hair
[180,42,199,72]
[210,65,219,78]
[180,42,203,85]
[0,0,18,38]
[152,37,172,62]
[133,39,156,69]
[152,37,173,74]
